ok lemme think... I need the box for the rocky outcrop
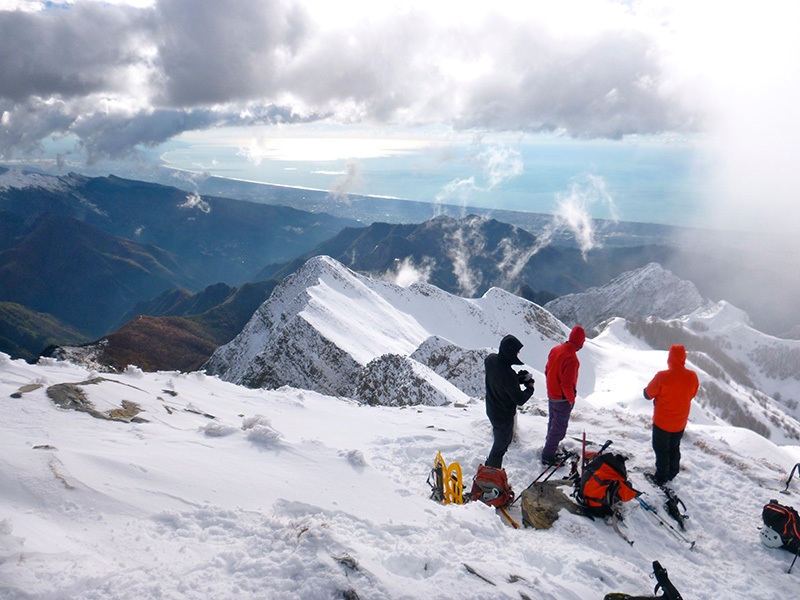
[411,336,488,398]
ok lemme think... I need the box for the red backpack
[468,465,514,507]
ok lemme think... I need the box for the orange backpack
[579,453,639,516]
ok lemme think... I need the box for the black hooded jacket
[484,335,533,424]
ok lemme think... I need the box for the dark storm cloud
[0,1,697,162]
[0,4,151,102]
[153,0,310,106]
[71,104,321,163]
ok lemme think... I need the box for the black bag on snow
[762,499,800,554]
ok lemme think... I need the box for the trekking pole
[540,453,577,484]
[581,431,586,471]
[781,463,800,495]
[789,549,799,574]
[510,464,555,506]
[511,452,576,506]
[637,497,696,549]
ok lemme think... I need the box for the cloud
[433,140,524,214]
[0,1,699,163]
[513,174,618,260]
[386,256,435,288]
[178,192,210,213]
[328,159,362,203]
[476,143,523,189]
[433,177,477,217]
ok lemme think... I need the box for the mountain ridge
[207,255,800,443]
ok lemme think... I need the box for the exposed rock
[520,481,585,529]
[352,354,469,406]
[411,336,488,398]
[46,378,146,422]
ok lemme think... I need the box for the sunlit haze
[0,1,798,233]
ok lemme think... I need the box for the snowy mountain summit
[206,255,800,445]
[205,255,565,405]
[4,255,800,599]
[544,262,712,331]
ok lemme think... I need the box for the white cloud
[0,0,699,161]
[2,0,798,236]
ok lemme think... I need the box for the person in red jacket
[643,344,699,485]
[542,326,585,465]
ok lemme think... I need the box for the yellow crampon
[429,451,464,505]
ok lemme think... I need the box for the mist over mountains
[1,166,799,374]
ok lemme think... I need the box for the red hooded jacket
[644,345,699,433]
[545,326,585,403]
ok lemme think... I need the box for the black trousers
[652,424,684,484]
[486,417,514,469]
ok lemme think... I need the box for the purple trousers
[542,399,574,461]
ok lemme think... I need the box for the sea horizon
[156,134,705,231]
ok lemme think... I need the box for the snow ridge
[206,255,567,403]
[545,262,710,330]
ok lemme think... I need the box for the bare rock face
[411,336,488,398]
[237,315,362,397]
[352,354,469,407]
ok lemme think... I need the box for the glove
[517,370,531,384]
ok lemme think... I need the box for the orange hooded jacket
[644,345,699,433]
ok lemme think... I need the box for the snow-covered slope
[544,262,710,331]
[0,169,82,193]
[206,256,800,445]
[543,261,800,442]
[2,349,800,599]
[205,255,566,401]
[4,257,800,598]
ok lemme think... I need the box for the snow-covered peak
[0,169,79,193]
[206,256,567,403]
[545,262,710,331]
[687,300,752,330]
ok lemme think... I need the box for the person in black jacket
[484,334,534,468]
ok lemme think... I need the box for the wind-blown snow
[2,343,800,599]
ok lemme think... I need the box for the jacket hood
[499,334,524,365]
[569,326,586,350]
[667,344,687,368]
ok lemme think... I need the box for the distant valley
[1,166,799,369]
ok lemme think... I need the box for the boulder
[520,480,585,529]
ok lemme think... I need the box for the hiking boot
[644,472,667,487]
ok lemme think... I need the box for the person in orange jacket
[643,344,699,485]
[542,326,585,465]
